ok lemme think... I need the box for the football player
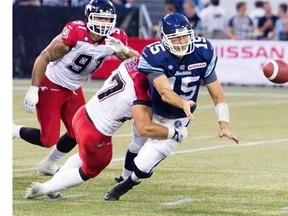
[13,0,139,175]
[104,13,240,201]
[25,56,188,199]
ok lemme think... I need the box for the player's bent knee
[41,140,56,148]
[40,135,59,148]
[133,162,153,179]
[83,156,112,178]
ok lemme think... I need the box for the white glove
[105,35,129,54]
[167,127,188,143]
[23,86,39,113]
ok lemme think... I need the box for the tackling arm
[132,104,187,143]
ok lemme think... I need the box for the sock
[42,153,86,194]
[42,167,85,194]
[131,172,141,183]
[13,124,23,138]
[121,150,137,179]
[45,133,77,163]
[124,150,138,171]
[55,153,82,173]
[19,127,43,146]
[122,168,133,180]
[45,146,66,163]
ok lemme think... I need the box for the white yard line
[13,85,288,98]
[13,100,288,124]
[164,198,198,206]
[13,138,288,173]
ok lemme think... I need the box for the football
[262,59,288,84]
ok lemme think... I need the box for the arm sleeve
[133,73,152,106]
[203,40,218,84]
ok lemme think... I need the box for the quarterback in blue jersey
[104,13,240,201]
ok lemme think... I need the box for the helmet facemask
[161,27,195,57]
[87,12,116,36]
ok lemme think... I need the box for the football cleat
[114,175,124,183]
[104,176,140,201]
[25,182,44,199]
[26,182,62,200]
[47,192,63,200]
[37,158,60,176]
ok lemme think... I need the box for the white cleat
[26,182,62,200]
[37,159,60,176]
[26,182,44,199]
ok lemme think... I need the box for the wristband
[215,103,230,123]
[167,127,175,139]
[28,85,39,93]
[122,46,130,55]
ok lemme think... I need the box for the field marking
[171,138,288,156]
[164,198,198,206]
[13,100,288,124]
[13,138,288,173]
[13,85,288,99]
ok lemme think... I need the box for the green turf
[13,80,288,216]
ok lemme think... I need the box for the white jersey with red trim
[45,20,128,90]
[85,57,151,136]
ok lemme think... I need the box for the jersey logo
[96,143,105,148]
[174,71,192,76]
[62,26,70,39]
[40,86,48,91]
[188,62,207,70]
[174,120,182,128]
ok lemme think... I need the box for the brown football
[263,59,288,84]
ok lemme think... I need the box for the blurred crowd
[13,0,134,8]
[13,0,288,40]
[164,0,288,40]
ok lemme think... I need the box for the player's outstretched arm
[23,34,70,113]
[218,122,240,144]
[206,80,240,144]
[152,75,196,122]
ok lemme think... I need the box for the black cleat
[114,175,124,183]
[104,176,140,201]
[47,192,63,200]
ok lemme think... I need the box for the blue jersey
[138,37,218,119]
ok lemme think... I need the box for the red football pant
[72,106,113,178]
[36,75,86,147]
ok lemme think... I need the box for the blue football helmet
[84,0,117,36]
[159,13,195,56]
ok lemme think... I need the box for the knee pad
[132,161,153,179]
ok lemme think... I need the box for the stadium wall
[13,5,288,87]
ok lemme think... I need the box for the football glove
[168,127,188,143]
[23,86,39,113]
[105,35,129,54]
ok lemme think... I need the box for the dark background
[13,5,139,78]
